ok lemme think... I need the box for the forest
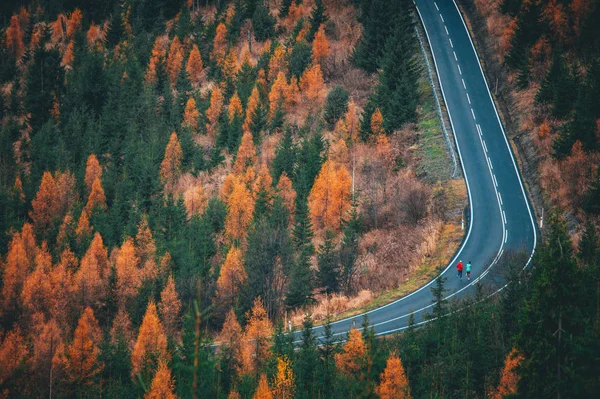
[0,0,599,398]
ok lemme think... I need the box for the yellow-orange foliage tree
[135,216,157,281]
[253,374,273,399]
[371,108,385,137]
[6,14,25,59]
[30,171,60,234]
[159,274,182,339]
[74,232,108,307]
[335,328,366,376]
[376,353,412,399]
[206,86,224,137]
[345,100,360,143]
[220,308,243,374]
[224,178,255,244]
[244,86,261,132]
[67,307,103,385]
[186,44,204,86]
[84,177,107,214]
[30,317,66,387]
[312,24,330,67]
[160,132,183,194]
[233,130,257,174]
[86,22,106,50]
[146,36,167,85]
[84,154,102,193]
[300,64,325,108]
[215,246,247,308]
[110,307,135,348]
[273,356,295,399]
[268,45,287,81]
[166,36,183,86]
[21,242,53,315]
[308,160,352,231]
[222,49,238,82]
[213,23,228,63]
[0,327,28,386]
[145,360,177,399]
[131,301,169,377]
[183,97,199,131]
[490,348,523,399]
[269,72,289,117]
[116,237,141,305]
[241,297,273,375]
[229,92,243,121]
[0,230,32,314]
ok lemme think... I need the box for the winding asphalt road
[299,0,538,342]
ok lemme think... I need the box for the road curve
[300,0,538,342]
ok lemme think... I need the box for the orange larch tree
[284,77,300,109]
[49,249,76,327]
[6,14,25,59]
[76,209,93,244]
[213,23,228,64]
[166,36,183,86]
[276,173,296,222]
[345,99,360,143]
[110,307,135,348]
[146,36,168,85]
[206,86,224,137]
[300,63,325,108]
[183,97,199,131]
[233,130,257,174]
[224,177,256,244]
[228,92,243,121]
[0,327,28,386]
[86,22,106,50]
[186,44,204,87]
[228,390,241,399]
[371,108,385,137]
[84,177,107,214]
[241,297,273,375]
[67,307,103,385]
[183,184,208,218]
[30,317,66,389]
[116,237,142,305]
[244,86,261,132]
[253,374,273,399]
[145,360,177,399]
[84,154,102,193]
[312,24,330,67]
[135,216,157,281]
[159,274,182,339]
[131,301,169,377]
[490,348,523,399]
[308,160,352,231]
[222,49,238,82]
[61,40,75,70]
[215,246,247,308]
[219,308,243,373]
[272,356,295,399]
[74,232,108,307]
[269,72,289,117]
[0,230,32,314]
[67,9,83,38]
[268,45,287,81]
[335,328,366,376]
[21,242,53,315]
[51,14,67,44]
[376,353,412,399]
[253,162,273,203]
[160,132,183,193]
[30,171,60,234]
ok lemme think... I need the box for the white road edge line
[505,230,508,243]
[483,140,488,152]
[498,192,503,205]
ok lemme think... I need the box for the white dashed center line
[457,64,462,75]
[440,14,444,23]
[449,38,453,48]
[445,25,449,35]
[466,92,471,104]
[498,192,503,205]
[483,140,488,153]
[505,230,508,243]
[470,107,476,120]
[435,2,439,11]
[462,78,466,89]
[453,51,457,61]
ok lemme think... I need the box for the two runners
[456,260,473,280]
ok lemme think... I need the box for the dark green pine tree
[236,62,257,106]
[578,219,598,266]
[106,4,124,48]
[293,132,325,202]
[352,0,404,73]
[279,0,293,18]
[307,0,327,42]
[340,201,361,294]
[25,47,64,130]
[227,113,243,153]
[504,0,542,86]
[252,3,277,42]
[317,230,340,294]
[362,10,418,138]
[272,125,297,182]
[317,317,337,398]
[516,214,587,398]
[295,315,318,399]
[536,52,577,120]
[288,40,313,79]
[249,101,269,146]
[272,320,295,361]
[286,246,314,308]
[430,268,447,321]
[293,199,315,255]
[584,166,600,215]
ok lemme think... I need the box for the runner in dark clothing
[466,261,472,280]
[457,260,463,280]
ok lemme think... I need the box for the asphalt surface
[298,0,538,343]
